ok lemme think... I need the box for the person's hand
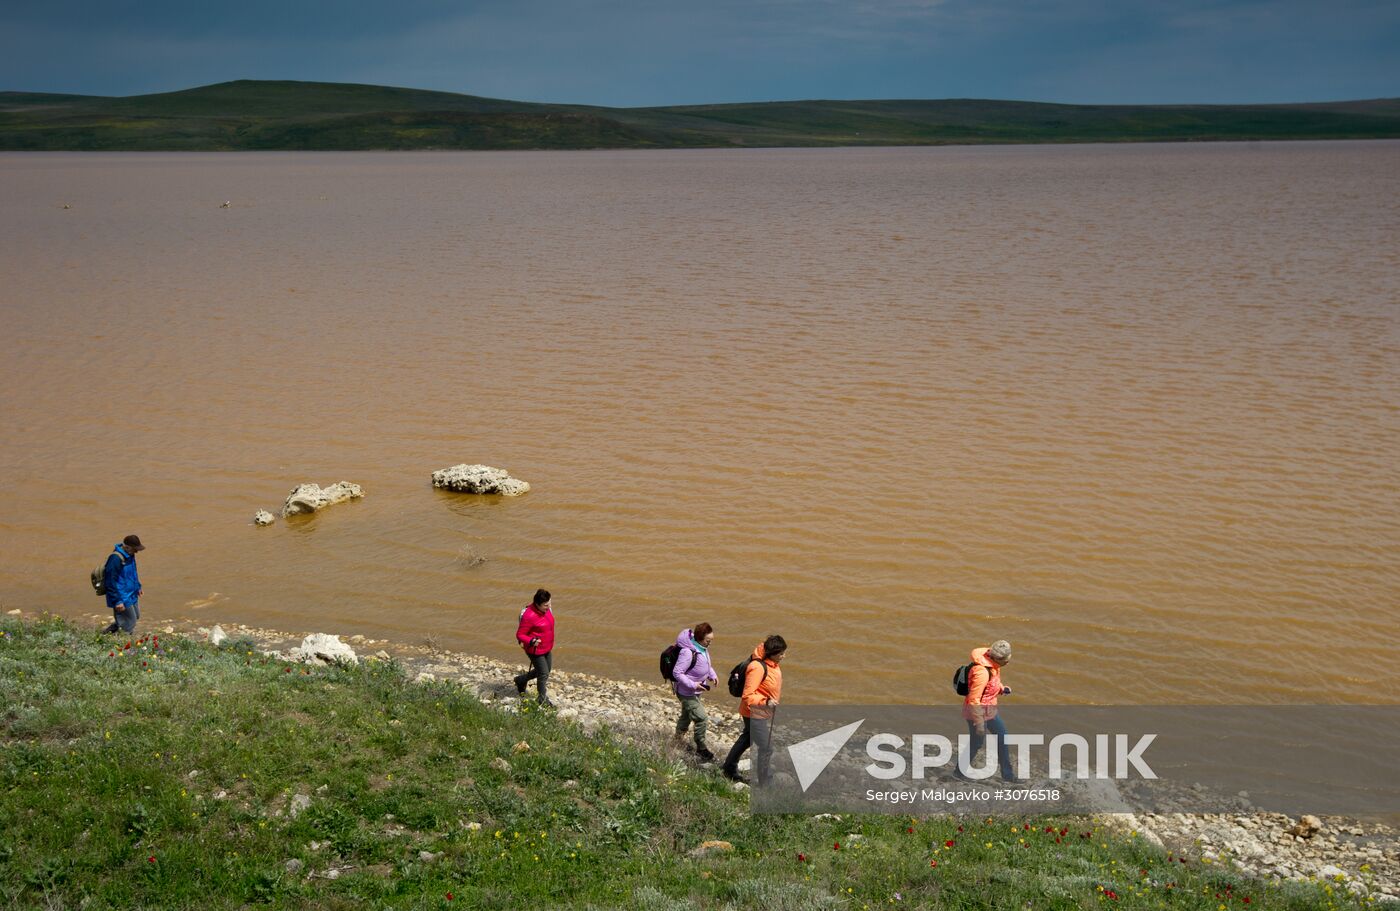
[1000,685,1011,695]
[137,589,143,597]
[530,637,541,648]
[114,604,126,613]
[700,682,710,691]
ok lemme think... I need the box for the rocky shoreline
[38,607,1400,904]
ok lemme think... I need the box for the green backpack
[90,550,126,597]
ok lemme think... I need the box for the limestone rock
[413,672,437,684]
[431,464,530,496]
[209,625,228,647]
[253,510,276,527]
[281,481,364,517]
[288,794,312,818]
[285,858,304,874]
[512,740,531,754]
[288,633,359,666]
[490,757,511,773]
[1289,815,1322,839]
[689,840,734,858]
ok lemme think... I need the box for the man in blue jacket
[102,534,145,635]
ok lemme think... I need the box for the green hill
[1,79,1398,150]
[0,615,1365,909]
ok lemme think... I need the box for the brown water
[2,143,1397,705]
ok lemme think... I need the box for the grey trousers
[516,650,552,703]
[103,601,139,635]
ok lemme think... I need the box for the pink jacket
[515,603,555,656]
[962,646,1004,722]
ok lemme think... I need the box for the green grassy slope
[0,616,1371,910]
[1,80,1398,150]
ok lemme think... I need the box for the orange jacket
[962,647,1004,722]
[739,642,783,718]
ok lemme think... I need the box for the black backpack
[90,550,125,597]
[659,644,696,682]
[727,657,768,698]
[952,662,976,696]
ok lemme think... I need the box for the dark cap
[122,534,145,552]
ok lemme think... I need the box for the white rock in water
[431,464,530,496]
[288,633,359,666]
[209,625,228,647]
[253,510,276,526]
[281,481,364,517]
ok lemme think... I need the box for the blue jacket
[103,544,141,608]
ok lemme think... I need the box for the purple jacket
[672,628,718,697]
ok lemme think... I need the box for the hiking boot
[513,674,527,695]
[537,698,555,709]
[696,747,717,763]
[722,767,749,784]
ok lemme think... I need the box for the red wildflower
[833,842,841,850]
[446,893,453,901]
[1055,837,1062,843]
[797,853,806,862]
[957,825,964,832]
[148,856,155,863]
[285,667,292,673]
[1105,889,1118,900]
[945,840,956,848]
[906,827,914,834]
[109,652,114,657]
[1024,823,1031,830]
[1243,898,1252,904]
[1060,827,1068,836]
[929,859,938,867]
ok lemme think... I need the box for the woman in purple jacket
[670,623,719,762]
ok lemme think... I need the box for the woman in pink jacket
[513,589,556,707]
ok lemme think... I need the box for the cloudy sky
[2,0,1396,106]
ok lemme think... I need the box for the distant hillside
[2,79,1398,150]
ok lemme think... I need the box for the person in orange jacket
[958,639,1018,781]
[722,634,786,784]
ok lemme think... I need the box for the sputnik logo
[787,719,864,792]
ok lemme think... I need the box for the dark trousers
[516,650,552,703]
[964,715,1014,778]
[723,715,773,782]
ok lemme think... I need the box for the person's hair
[533,589,551,606]
[763,634,787,658]
[692,622,713,641]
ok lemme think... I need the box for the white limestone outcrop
[287,633,359,666]
[431,465,530,496]
[281,482,364,517]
